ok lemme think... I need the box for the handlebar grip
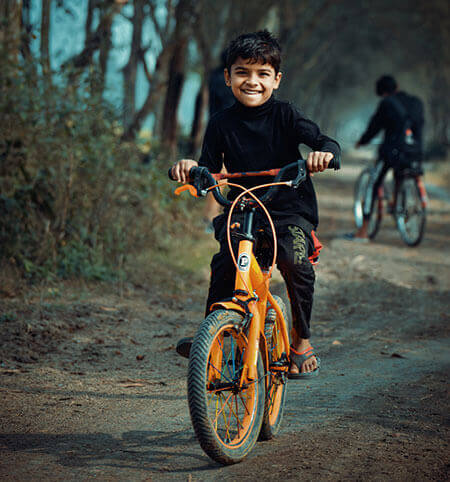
[168,167,176,181]
[328,156,341,170]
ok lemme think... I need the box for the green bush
[0,51,193,283]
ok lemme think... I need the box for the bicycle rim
[353,169,370,228]
[395,178,426,246]
[188,310,265,465]
[259,295,288,440]
[367,193,382,239]
[354,168,382,238]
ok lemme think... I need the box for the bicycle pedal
[264,321,275,340]
[270,358,289,369]
[265,308,277,322]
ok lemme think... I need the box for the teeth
[243,90,260,95]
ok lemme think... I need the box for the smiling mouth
[241,89,263,95]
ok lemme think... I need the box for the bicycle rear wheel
[353,168,382,239]
[188,310,265,465]
[395,177,426,246]
[259,295,288,440]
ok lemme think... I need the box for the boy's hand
[306,151,334,174]
[171,159,198,183]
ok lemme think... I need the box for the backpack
[386,95,422,171]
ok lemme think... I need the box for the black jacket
[359,91,424,160]
[199,96,341,229]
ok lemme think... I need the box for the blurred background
[0,0,449,288]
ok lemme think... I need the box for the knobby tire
[259,295,288,440]
[395,177,426,246]
[354,168,382,239]
[187,309,265,465]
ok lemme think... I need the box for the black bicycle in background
[353,162,427,246]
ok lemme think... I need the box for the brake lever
[288,159,307,188]
[174,184,199,197]
[190,166,210,197]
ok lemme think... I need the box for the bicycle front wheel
[353,168,382,238]
[188,310,265,465]
[259,295,288,441]
[395,177,426,246]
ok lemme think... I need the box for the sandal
[288,345,321,379]
[342,232,369,243]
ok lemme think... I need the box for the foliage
[0,51,194,282]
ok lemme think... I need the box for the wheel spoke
[207,360,233,383]
[238,391,252,416]
[221,393,232,442]
[212,391,233,427]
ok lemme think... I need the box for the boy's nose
[246,75,258,87]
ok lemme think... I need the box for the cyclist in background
[349,75,424,241]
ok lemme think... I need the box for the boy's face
[224,57,282,108]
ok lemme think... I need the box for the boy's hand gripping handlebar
[168,156,339,203]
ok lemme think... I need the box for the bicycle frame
[210,206,290,387]
[415,176,428,208]
[378,173,428,214]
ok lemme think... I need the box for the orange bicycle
[170,160,321,464]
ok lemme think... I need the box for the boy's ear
[274,71,282,89]
[224,68,231,86]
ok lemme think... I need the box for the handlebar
[168,156,340,207]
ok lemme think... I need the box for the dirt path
[1,158,449,481]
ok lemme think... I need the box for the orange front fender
[210,301,246,317]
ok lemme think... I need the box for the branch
[139,48,153,82]
[163,0,173,40]
[63,0,125,70]
[148,2,164,41]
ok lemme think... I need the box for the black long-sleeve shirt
[198,96,340,229]
[358,91,424,158]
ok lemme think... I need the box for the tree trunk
[121,44,175,141]
[85,0,95,41]
[122,0,197,142]
[40,0,51,75]
[20,0,33,61]
[97,2,114,94]
[160,37,188,155]
[122,0,144,127]
[64,1,122,72]
[189,82,208,157]
[0,0,21,59]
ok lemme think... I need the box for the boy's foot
[288,341,320,379]
[176,337,193,359]
[342,232,369,243]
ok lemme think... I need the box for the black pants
[363,160,401,220]
[206,218,315,339]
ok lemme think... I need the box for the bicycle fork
[234,239,265,383]
[233,240,291,386]
[416,176,428,208]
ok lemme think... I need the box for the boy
[171,30,340,378]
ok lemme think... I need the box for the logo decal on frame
[237,253,250,271]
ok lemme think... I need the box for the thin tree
[122,0,144,127]
[122,0,198,142]
[0,0,21,59]
[40,0,51,75]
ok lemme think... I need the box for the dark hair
[375,75,397,96]
[225,30,282,74]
